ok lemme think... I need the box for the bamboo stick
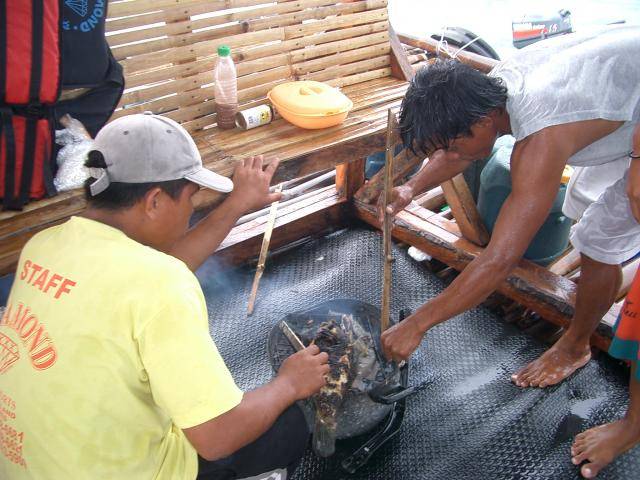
[292,44,389,76]
[381,108,399,332]
[109,0,266,19]
[245,1,378,32]
[247,184,284,315]
[240,21,388,63]
[121,28,285,75]
[289,31,389,63]
[108,0,338,45]
[327,67,392,88]
[112,24,245,61]
[284,9,388,40]
[302,55,390,82]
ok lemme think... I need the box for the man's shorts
[570,165,640,265]
[562,157,630,221]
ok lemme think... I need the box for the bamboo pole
[247,184,283,315]
[381,108,399,332]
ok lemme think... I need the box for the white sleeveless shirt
[489,25,640,166]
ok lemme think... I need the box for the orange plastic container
[267,81,353,129]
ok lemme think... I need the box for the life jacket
[0,0,124,210]
[58,0,124,137]
[0,0,61,210]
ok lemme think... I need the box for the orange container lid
[268,81,353,117]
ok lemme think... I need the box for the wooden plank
[548,247,581,276]
[405,203,461,237]
[303,55,390,82]
[107,0,338,45]
[601,300,624,329]
[292,44,390,76]
[283,9,388,40]
[354,146,423,204]
[216,191,347,266]
[354,201,610,351]
[112,1,381,60]
[414,186,445,211]
[396,32,498,73]
[388,24,414,81]
[441,174,490,246]
[109,0,267,19]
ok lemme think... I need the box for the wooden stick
[396,32,498,73]
[247,184,283,315]
[381,108,400,331]
[281,321,306,351]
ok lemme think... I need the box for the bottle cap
[218,45,231,57]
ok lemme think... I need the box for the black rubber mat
[197,227,639,480]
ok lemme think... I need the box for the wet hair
[399,58,508,155]
[83,150,191,210]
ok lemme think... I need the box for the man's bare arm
[183,346,329,461]
[380,149,473,219]
[171,156,281,271]
[382,118,625,362]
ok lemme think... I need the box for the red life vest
[0,0,61,210]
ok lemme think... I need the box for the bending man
[380,26,640,478]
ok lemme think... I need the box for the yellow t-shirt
[0,216,243,480]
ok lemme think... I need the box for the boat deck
[198,227,639,480]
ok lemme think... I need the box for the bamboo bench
[1,0,423,273]
[0,1,612,348]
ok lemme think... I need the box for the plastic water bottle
[214,45,238,129]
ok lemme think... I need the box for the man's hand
[381,317,425,363]
[377,184,414,223]
[627,124,640,223]
[277,345,329,401]
[227,155,282,215]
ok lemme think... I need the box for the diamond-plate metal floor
[197,227,639,480]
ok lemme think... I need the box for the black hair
[83,150,191,210]
[399,59,508,155]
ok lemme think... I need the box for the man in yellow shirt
[0,113,329,480]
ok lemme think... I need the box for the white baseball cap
[89,112,234,196]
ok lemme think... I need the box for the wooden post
[389,24,414,81]
[441,174,490,246]
[335,158,365,201]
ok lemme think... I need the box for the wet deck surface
[198,227,640,479]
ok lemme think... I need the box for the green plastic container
[477,136,572,266]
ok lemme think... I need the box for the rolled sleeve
[138,284,243,429]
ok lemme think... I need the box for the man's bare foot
[571,418,640,478]
[511,335,591,388]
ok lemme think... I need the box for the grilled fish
[311,315,355,457]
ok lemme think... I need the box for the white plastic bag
[53,115,93,192]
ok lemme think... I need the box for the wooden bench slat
[111,1,380,60]
[107,0,338,45]
[109,0,270,19]
[1,1,411,276]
